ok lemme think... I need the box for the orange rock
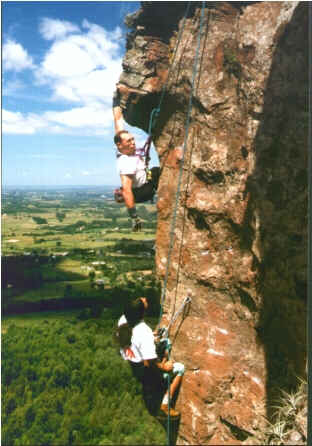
[117,1,308,444]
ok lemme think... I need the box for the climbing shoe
[159,404,180,418]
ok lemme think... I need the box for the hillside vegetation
[2,310,166,445]
[2,187,168,445]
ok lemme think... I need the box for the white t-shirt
[118,315,157,363]
[116,153,146,188]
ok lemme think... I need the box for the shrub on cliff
[256,376,307,445]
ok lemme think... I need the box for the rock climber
[115,297,184,418]
[112,84,160,232]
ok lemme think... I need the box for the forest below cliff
[2,309,168,446]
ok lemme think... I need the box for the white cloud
[3,39,34,71]
[82,19,122,52]
[2,105,113,136]
[39,18,80,40]
[2,110,46,134]
[40,39,96,78]
[4,18,124,136]
[36,18,122,105]
[44,104,112,129]
[50,61,122,103]
[82,171,91,176]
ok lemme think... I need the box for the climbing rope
[150,3,207,444]
[159,1,207,328]
[159,297,191,446]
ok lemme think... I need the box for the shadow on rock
[244,2,308,417]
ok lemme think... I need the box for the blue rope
[167,372,171,445]
[159,1,206,327]
[148,107,160,135]
[166,337,172,445]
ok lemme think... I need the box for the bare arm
[120,174,135,209]
[113,102,124,134]
[113,84,128,134]
[143,358,173,372]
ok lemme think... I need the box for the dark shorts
[130,361,164,390]
[132,167,160,203]
[129,360,166,415]
[130,361,145,382]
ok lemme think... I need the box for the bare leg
[160,374,183,417]
[169,374,183,399]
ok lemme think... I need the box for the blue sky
[2,1,159,187]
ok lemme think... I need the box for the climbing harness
[113,136,155,204]
[142,135,153,169]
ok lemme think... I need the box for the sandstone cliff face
[117,2,308,444]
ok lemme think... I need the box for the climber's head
[124,297,147,327]
[114,130,136,155]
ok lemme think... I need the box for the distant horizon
[2,184,119,189]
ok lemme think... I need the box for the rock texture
[116,2,308,444]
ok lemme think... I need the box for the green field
[2,188,158,305]
[2,187,169,445]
